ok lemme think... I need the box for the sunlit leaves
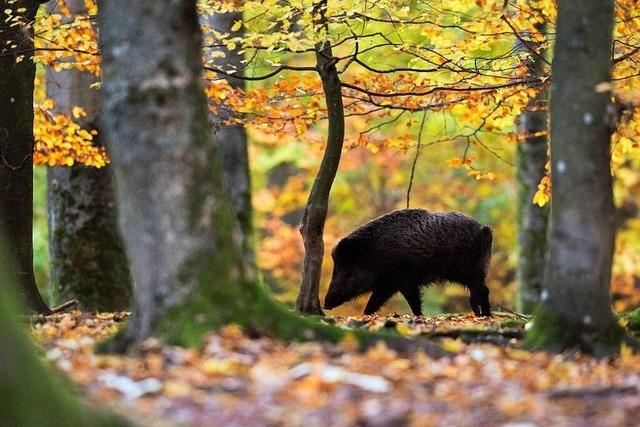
[34,0,100,75]
[33,100,108,168]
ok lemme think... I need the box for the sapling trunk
[296,0,345,315]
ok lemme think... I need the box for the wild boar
[323,208,492,316]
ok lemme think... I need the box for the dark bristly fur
[324,208,493,316]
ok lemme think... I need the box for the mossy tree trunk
[296,0,345,315]
[46,0,132,311]
[516,18,549,314]
[98,0,443,357]
[0,238,129,427]
[524,0,622,356]
[0,0,50,313]
[204,10,254,264]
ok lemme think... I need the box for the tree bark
[204,10,254,264]
[524,0,622,356]
[46,0,132,311]
[516,19,549,314]
[296,0,345,315]
[98,0,443,358]
[0,1,50,313]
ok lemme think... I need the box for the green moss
[523,305,624,357]
[499,318,528,328]
[626,308,640,330]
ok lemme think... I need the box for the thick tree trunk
[46,0,132,311]
[296,0,345,315]
[524,0,622,356]
[205,11,254,264]
[0,1,50,313]
[516,20,549,314]
[98,0,443,357]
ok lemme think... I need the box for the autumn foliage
[26,0,640,311]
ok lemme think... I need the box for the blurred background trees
[16,0,640,320]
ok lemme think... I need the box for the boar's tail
[480,225,493,253]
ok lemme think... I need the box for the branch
[204,64,317,81]
[341,79,539,98]
[406,109,427,208]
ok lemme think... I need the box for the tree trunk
[524,0,622,356]
[296,0,345,315]
[45,0,132,311]
[98,0,443,357]
[516,100,549,313]
[204,10,254,264]
[516,19,549,314]
[0,1,50,313]
[0,240,129,426]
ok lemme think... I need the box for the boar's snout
[324,282,341,310]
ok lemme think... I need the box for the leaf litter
[30,311,640,426]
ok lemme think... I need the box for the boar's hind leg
[400,286,422,316]
[363,287,397,315]
[469,285,491,317]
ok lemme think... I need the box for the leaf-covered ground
[31,311,640,426]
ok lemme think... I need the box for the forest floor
[31,311,640,427]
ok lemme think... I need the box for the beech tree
[524,0,622,356]
[0,0,50,313]
[515,15,549,314]
[46,0,132,311]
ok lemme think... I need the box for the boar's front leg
[363,286,397,315]
[469,285,491,317]
[399,285,422,316]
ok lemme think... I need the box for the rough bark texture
[524,0,622,356]
[0,239,129,427]
[205,11,254,263]
[296,0,345,315]
[46,0,132,311]
[0,1,50,313]
[98,0,444,358]
[516,20,549,314]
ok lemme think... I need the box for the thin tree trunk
[0,0,50,313]
[98,0,443,358]
[46,0,132,311]
[296,0,345,315]
[205,10,254,264]
[524,0,622,356]
[516,19,549,314]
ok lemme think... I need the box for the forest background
[29,0,640,316]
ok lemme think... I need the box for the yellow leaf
[72,106,85,119]
[231,20,242,31]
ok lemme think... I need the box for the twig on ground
[497,305,530,320]
[49,299,79,314]
[547,386,637,399]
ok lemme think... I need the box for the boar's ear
[334,236,362,261]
